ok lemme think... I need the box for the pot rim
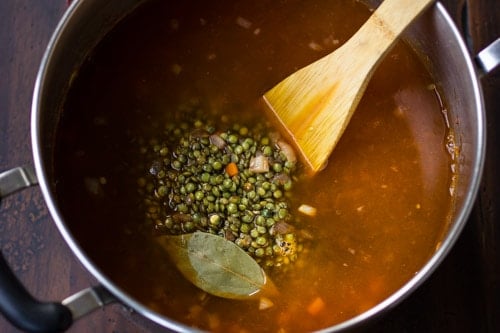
[30,1,486,332]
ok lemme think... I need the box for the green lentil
[240,223,251,233]
[227,203,238,214]
[257,187,266,197]
[250,228,259,238]
[184,222,195,232]
[254,248,265,257]
[234,145,244,155]
[171,160,182,170]
[278,208,288,219]
[185,182,196,193]
[257,226,267,234]
[201,173,210,182]
[177,204,188,213]
[212,161,223,170]
[228,134,238,144]
[222,179,232,189]
[241,213,253,223]
[209,214,221,227]
[156,186,168,197]
[211,187,220,197]
[256,236,267,246]
[239,127,249,136]
[255,215,266,226]
[194,190,204,201]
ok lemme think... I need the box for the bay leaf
[157,231,278,300]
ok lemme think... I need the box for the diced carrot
[225,162,239,176]
[307,297,325,315]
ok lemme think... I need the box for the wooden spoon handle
[343,0,435,70]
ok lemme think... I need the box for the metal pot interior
[31,0,485,331]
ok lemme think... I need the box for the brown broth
[53,0,454,332]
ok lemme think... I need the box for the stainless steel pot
[0,0,498,332]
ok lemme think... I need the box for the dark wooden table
[1,1,499,332]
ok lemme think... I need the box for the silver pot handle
[0,167,117,332]
[476,37,500,74]
[0,166,38,197]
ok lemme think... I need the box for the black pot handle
[0,167,72,332]
[0,253,73,332]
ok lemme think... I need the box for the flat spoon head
[264,0,435,174]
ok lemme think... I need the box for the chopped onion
[190,128,209,139]
[308,41,323,51]
[272,173,290,185]
[270,221,294,235]
[249,154,269,173]
[298,204,317,217]
[209,134,226,149]
[236,16,252,29]
[259,297,274,310]
[277,140,297,163]
[269,131,281,144]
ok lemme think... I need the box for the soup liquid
[54,0,454,332]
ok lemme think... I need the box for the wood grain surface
[0,0,498,332]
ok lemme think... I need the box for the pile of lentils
[138,106,305,268]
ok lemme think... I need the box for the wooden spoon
[263,0,435,173]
